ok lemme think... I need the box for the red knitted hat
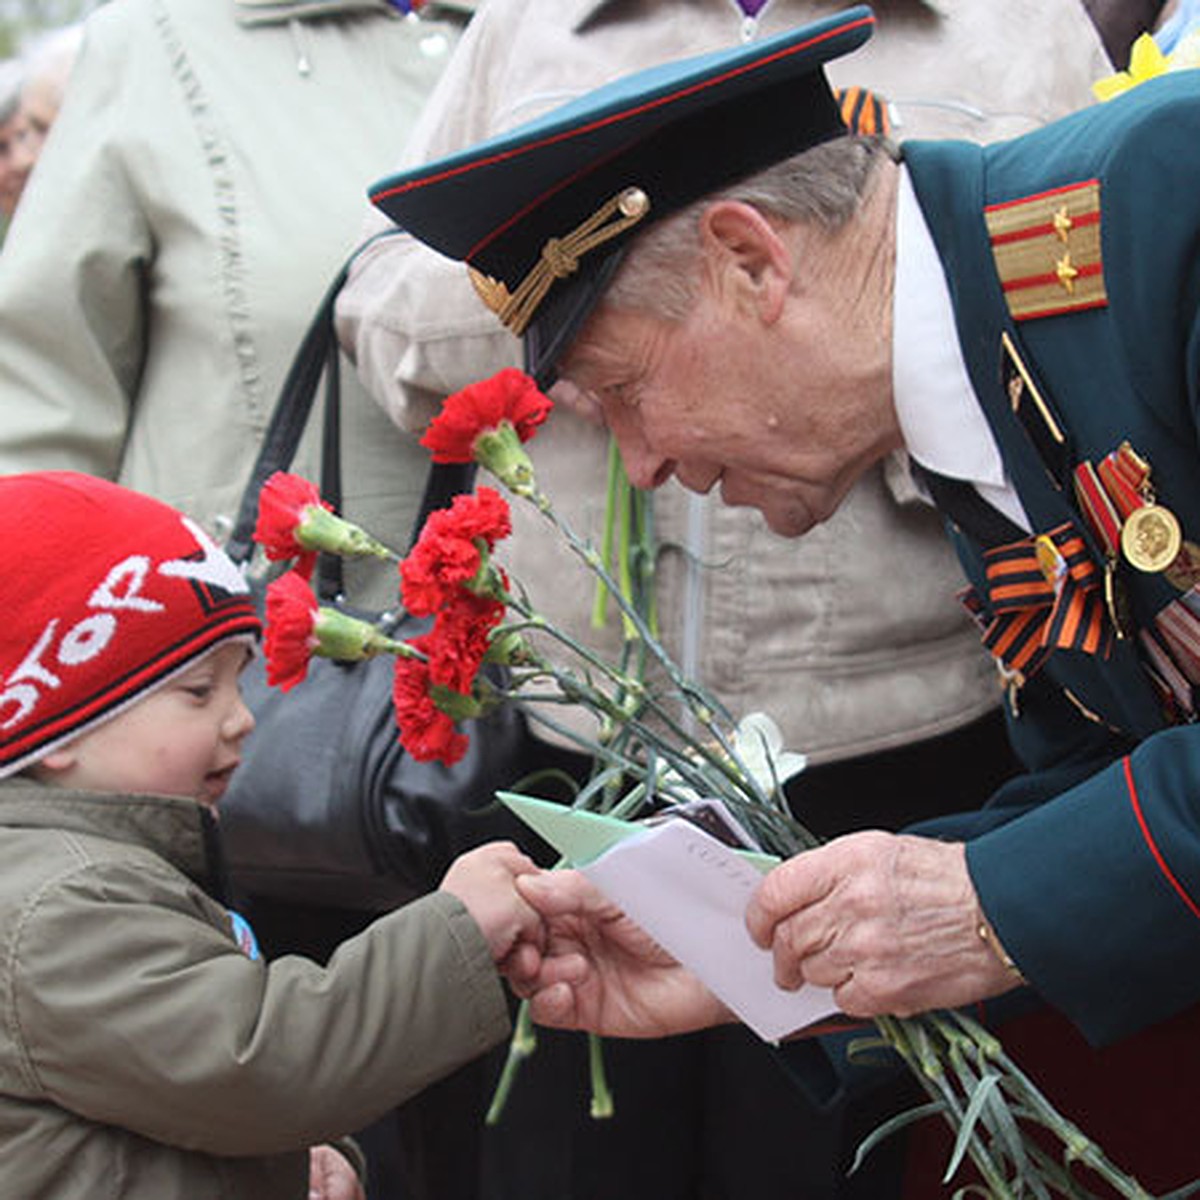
[0,472,261,778]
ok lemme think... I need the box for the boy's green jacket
[0,780,510,1198]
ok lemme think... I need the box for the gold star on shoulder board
[985,179,1107,320]
[1056,253,1079,294]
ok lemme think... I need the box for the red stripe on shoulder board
[1124,756,1200,921]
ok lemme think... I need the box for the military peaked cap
[370,6,875,383]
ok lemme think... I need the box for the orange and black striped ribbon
[834,86,891,136]
[978,521,1112,678]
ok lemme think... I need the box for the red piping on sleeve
[1124,755,1200,921]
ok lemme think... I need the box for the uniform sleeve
[8,858,510,1155]
[967,726,1200,1047]
[0,15,150,477]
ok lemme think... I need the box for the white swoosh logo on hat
[158,516,249,596]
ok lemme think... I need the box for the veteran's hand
[308,1145,365,1200]
[745,832,1022,1017]
[511,869,733,1038]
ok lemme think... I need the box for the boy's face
[39,642,255,809]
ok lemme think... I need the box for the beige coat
[0,781,509,1199]
[0,0,471,608]
[337,0,1110,762]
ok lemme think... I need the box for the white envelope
[581,820,840,1043]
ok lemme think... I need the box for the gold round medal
[1120,504,1183,573]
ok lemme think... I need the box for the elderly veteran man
[370,2,1200,1163]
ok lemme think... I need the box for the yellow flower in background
[1092,34,1170,101]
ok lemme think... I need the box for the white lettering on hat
[58,614,118,667]
[9,621,62,690]
[0,621,61,729]
[0,513,244,735]
[0,684,38,729]
[90,556,164,614]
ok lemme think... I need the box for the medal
[1121,503,1183,573]
[1091,442,1186,577]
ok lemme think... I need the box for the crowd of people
[2,1,1199,1198]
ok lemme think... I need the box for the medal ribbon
[977,521,1111,678]
[1072,460,1122,558]
[1095,442,1150,522]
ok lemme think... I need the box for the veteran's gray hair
[604,134,896,320]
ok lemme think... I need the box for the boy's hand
[308,1144,364,1200]
[439,842,544,966]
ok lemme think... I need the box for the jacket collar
[0,781,225,893]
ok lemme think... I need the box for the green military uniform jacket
[905,71,1200,1046]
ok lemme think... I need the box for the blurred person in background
[0,58,25,233]
[13,22,82,167]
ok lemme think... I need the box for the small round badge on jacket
[1121,504,1182,573]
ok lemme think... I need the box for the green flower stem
[499,606,778,815]
[946,1011,1153,1198]
[297,506,398,560]
[876,1016,1016,1198]
[520,484,741,765]
[485,1000,538,1126]
[588,1033,614,1119]
[590,437,622,631]
[615,464,638,642]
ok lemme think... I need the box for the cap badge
[468,187,651,336]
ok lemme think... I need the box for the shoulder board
[985,179,1107,322]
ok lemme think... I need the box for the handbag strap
[226,234,478,599]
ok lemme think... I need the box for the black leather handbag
[219,258,542,911]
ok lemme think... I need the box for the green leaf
[1161,1183,1200,1200]
[850,1100,947,1175]
[944,1073,1002,1183]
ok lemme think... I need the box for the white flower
[731,712,807,791]
[655,711,806,803]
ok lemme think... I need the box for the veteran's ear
[698,200,792,323]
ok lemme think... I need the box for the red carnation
[254,472,330,575]
[400,488,513,616]
[263,569,319,691]
[425,592,506,693]
[445,486,512,544]
[422,370,552,496]
[393,652,469,766]
[422,369,552,462]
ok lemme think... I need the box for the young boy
[0,471,542,1199]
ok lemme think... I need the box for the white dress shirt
[892,166,1031,534]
